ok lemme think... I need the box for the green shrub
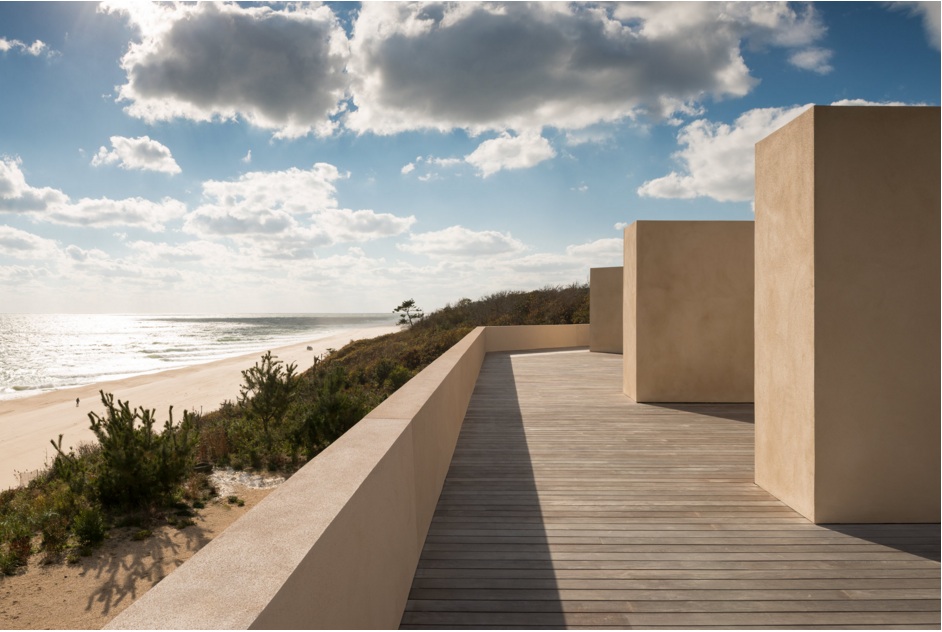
[0,513,32,572]
[60,391,198,509]
[239,352,299,454]
[131,529,152,541]
[385,365,412,391]
[72,505,106,546]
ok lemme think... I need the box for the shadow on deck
[401,350,940,630]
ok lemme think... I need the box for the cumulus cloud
[318,208,416,243]
[0,37,52,57]
[399,225,526,258]
[637,105,811,202]
[0,156,70,212]
[184,163,414,256]
[48,197,187,232]
[890,1,941,50]
[565,238,623,260]
[346,2,828,134]
[0,225,60,259]
[464,133,556,177]
[65,244,183,282]
[128,239,232,263]
[0,155,184,230]
[91,135,181,174]
[788,47,834,74]
[638,99,922,203]
[104,2,350,138]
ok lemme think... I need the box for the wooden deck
[400,350,940,629]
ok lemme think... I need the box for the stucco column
[754,105,941,523]
[622,221,754,403]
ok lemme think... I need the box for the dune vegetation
[0,284,588,574]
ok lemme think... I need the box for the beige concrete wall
[589,267,624,354]
[755,105,941,523]
[753,109,818,521]
[623,221,755,403]
[107,324,589,630]
[485,324,589,352]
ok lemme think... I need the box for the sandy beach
[0,324,399,490]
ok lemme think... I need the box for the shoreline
[0,324,399,490]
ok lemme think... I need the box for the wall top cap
[757,104,941,148]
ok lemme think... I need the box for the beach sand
[0,324,399,490]
[0,483,275,629]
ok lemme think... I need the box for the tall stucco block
[590,267,623,354]
[754,106,941,524]
[622,221,754,403]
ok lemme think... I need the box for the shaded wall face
[589,267,624,354]
[755,106,941,523]
[623,221,755,403]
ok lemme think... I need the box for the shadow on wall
[401,352,566,628]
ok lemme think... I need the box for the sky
[0,1,938,314]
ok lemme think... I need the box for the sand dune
[0,325,399,490]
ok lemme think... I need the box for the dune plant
[238,351,299,455]
[55,391,198,509]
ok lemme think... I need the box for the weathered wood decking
[401,350,941,629]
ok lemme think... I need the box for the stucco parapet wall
[107,324,588,630]
[485,323,589,352]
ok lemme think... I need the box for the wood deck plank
[400,350,940,629]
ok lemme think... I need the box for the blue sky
[0,1,938,314]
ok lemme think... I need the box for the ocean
[0,313,397,401]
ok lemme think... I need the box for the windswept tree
[393,299,424,327]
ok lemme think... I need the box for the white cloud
[48,196,187,232]
[638,105,812,202]
[91,135,181,174]
[788,47,834,74]
[64,244,183,282]
[638,99,923,204]
[104,2,350,139]
[830,98,913,107]
[0,37,52,57]
[465,133,556,177]
[318,208,415,243]
[242,150,252,164]
[890,2,941,50]
[184,163,414,254]
[0,155,184,230]
[400,162,415,175]
[565,238,623,260]
[564,128,614,147]
[399,225,526,258]
[127,239,233,264]
[0,225,60,259]
[346,2,828,135]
